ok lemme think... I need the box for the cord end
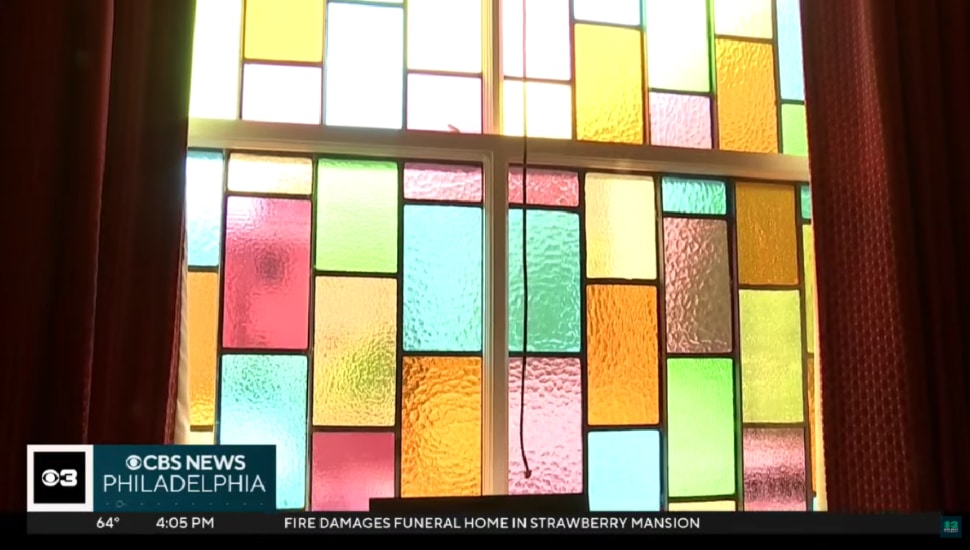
[524,469,532,479]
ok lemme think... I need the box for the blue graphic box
[92,445,276,513]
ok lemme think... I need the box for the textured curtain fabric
[0,0,195,510]
[801,0,970,512]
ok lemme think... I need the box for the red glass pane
[311,432,395,511]
[508,167,579,206]
[404,163,483,203]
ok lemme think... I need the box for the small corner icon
[941,516,962,539]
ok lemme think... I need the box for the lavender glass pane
[743,427,808,511]
[311,432,395,511]
[649,92,712,149]
[508,357,582,495]
[223,197,312,349]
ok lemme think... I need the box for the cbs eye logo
[40,468,79,487]
[27,446,92,511]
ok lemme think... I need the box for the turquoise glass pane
[403,204,483,352]
[776,0,805,101]
[509,209,581,353]
[588,430,662,511]
[219,354,308,510]
[661,177,727,216]
[800,184,812,220]
[185,151,224,267]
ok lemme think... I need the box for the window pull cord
[518,0,532,480]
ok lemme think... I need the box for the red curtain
[0,0,195,510]
[801,0,970,512]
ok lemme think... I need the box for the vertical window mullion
[482,0,503,134]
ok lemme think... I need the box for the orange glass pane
[736,183,798,285]
[402,356,482,497]
[587,285,659,426]
[715,39,778,153]
[574,24,644,144]
[187,272,219,426]
[244,0,325,62]
[313,277,397,427]
[803,225,816,353]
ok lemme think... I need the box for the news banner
[26,445,963,536]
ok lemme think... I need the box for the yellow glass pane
[407,0,482,73]
[189,0,242,119]
[587,285,659,426]
[736,183,798,285]
[803,225,816,353]
[187,430,215,445]
[644,0,710,93]
[739,290,804,423]
[187,272,218,426]
[668,500,735,511]
[228,154,313,195]
[502,0,571,80]
[402,356,482,497]
[585,173,657,280]
[241,64,322,124]
[574,24,644,144]
[503,80,572,139]
[714,0,773,39]
[313,277,397,427]
[807,356,816,490]
[715,39,778,153]
[244,0,324,62]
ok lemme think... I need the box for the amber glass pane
[574,24,644,144]
[736,183,798,285]
[244,0,325,62]
[187,272,219,426]
[715,39,778,153]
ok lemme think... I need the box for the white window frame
[185,0,811,498]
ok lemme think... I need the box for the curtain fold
[0,0,195,510]
[800,0,970,512]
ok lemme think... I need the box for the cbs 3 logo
[40,469,79,488]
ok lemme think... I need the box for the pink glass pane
[311,432,395,511]
[404,163,483,203]
[508,167,580,207]
[743,427,807,511]
[223,197,311,349]
[508,357,583,495]
[649,92,713,149]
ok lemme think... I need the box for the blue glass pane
[186,151,224,267]
[403,204,483,352]
[588,430,662,512]
[509,209,581,353]
[219,354,308,510]
[800,184,812,220]
[776,0,805,101]
[661,177,727,216]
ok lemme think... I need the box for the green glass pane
[315,159,398,273]
[781,103,808,156]
[667,357,736,498]
[803,226,816,354]
[740,290,804,422]
[219,354,308,510]
[403,204,483,352]
[800,184,812,220]
[661,177,727,215]
[509,209,581,353]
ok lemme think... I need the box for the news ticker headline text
[26,512,957,536]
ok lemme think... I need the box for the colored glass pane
[188,430,215,445]
[502,0,571,80]
[714,0,773,39]
[715,39,778,153]
[508,167,579,207]
[803,225,816,353]
[404,163,483,203]
[187,273,218,426]
[219,354,308,509]
[315,159,398,274]
[313,277,397,427]
[574,24,644,144]
[241,64,322,124]
[736,183,799,285]
[403,205,483,352]
[573,0,641,26]
[585,173,657,280]
[669,501,736,511]
[781,103,809,156]
[588,430,662,512]
[776,0,805,101]
[228,154,313,195]
[587,285,659,426]
[185,151,224,267]
[644,0,710,93]
[661,177,726,216]
[401,356,482,497]
[742,427,807,511]
[243,0,324,62]
[740,290,804,423]
[800,185,812,220]
[324,3,404,129]
[648,93,713,149]
[509,209,581,353]
[189,0,241,119]
[407,0,482,73]
[406,74,483,134]
[503,80,572,139]
[311,432,395,511]
[667,358,736,497]
[664,218,732,354]
[807,357,816,490]
[222,197,312,350]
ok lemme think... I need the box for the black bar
[26,513,943,535]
